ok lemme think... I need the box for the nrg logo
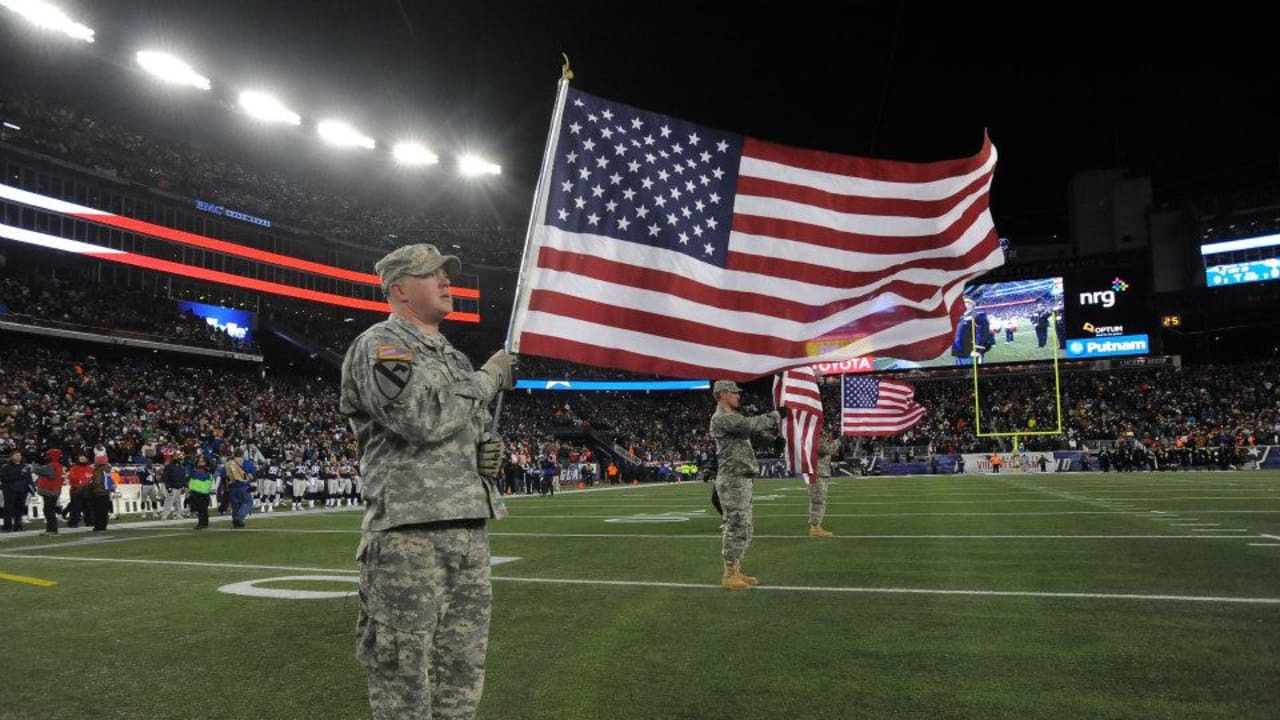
[1078,277,1129,308]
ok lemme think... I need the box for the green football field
[4,471,1280,720]
[916,327,1064,367]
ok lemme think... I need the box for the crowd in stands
[515,356,689,381]
[0,347,350,469]
[0,90,522,266]
[2,338,1277,501]
[0,270,256,352]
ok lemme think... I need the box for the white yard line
[3,552,1275,605]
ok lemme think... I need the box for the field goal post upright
[970,311,1066,454]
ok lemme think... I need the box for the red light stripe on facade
[0,222,479,321]
[0,181,479,298]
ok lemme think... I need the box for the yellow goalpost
[970,312,1066,457]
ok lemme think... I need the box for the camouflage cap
[712,380,742,396]
[374,243,462,294]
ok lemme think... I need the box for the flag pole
[490,55,574,433]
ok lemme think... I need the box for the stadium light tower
[459,154,501,176]
[238,91,301,126]
[317,120,375,149]
[135,50,211,90]
[1,0,95,42]
[393,141,439,166]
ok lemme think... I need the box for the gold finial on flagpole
[561,53,574,81]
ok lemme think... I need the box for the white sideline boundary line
[0,480,697,544]
[0,553,357,574]
[1090,491,1280,499]
[488,576,1280,605]
[7,533,186,552]
[492,533,1265,540]
[3,552,1277,605]
[107,529,1269,540]
[500,509,1280,519]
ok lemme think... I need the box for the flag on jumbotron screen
[772,366,823,484]
[841,375,926,436]
[508,84,1004,381]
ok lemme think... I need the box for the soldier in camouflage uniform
[340,243,514,720]
[708,380,779,591]
[809,429,837,538]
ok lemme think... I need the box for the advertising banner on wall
[178,300,255,342]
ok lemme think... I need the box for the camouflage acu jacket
[709,406,779,479]
[339,314,506,530]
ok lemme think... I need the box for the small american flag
[772,367,823,484]
[842,375,925,436]
[510,85,1003,380]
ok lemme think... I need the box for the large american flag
[772,367,823,484]
[510,86,1004,380]
[842,375,926,436]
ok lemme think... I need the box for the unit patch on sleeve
[373,356,413,401]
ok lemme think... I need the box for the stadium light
[317,120,375,149]
[0,0,94,42]
[135,50,211,90]
[459,154,501,176]
[392,141,439,166]
[238,90,301,126]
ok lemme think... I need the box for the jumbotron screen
[873,276,1066,371]
[1202,233,1280,288]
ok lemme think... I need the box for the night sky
[3,2,1278,242]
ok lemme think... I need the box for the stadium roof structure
[1,3,1276,243]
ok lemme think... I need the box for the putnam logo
[1066,334,1149,358]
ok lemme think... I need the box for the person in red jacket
[33,448,65,536]
[66,453,94,528]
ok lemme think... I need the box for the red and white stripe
[773,367,823,484]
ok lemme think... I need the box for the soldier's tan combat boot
[809,524,834,538]
[736,565,759,586]
[721,562,753,591]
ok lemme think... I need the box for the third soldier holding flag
[709,380,779,591]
